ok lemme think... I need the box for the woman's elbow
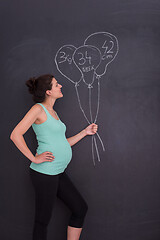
[10,130,19,141]
[67,139,72,147]
[10,131,15,140]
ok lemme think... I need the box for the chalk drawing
[55,32,119,166]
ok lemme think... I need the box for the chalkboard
[1,0,160,239]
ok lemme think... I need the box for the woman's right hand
[32,151,55,164]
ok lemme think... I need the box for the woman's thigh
[29,168,62,223]
[56,171,88,216]
[29,168,61,194]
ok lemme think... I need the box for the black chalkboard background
[1,0,160,239]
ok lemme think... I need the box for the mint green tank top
[29,103,72,175]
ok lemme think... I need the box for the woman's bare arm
[67,129,87,147]
[67,123,98,147]
[10,104,42,162]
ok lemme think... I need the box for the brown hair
[25,74,54,103]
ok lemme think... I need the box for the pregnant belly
[36,139,72,165]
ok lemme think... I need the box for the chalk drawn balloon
[54,31,119,166]
[84,32,119,77]
[73,45,101,86]
[55,45,82,84]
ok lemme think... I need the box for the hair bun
[25,76,37,94]
[31,77,36,84]
[25,74,54,103]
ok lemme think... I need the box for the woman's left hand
[84,123,98,135]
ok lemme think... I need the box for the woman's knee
[74,198,88,218]
[68,200,88,228]
[82,200,88,216]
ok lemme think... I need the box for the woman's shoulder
[30,103,43,113]
[28,103,46,124]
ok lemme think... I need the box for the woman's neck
[42,98,56,110]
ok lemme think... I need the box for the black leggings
[29,168,88,240]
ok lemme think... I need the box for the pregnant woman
[10,74,98,240]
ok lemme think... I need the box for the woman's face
[49,77,63,99]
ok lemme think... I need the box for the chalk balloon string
[75,72,105,166]
[54,32,119,166]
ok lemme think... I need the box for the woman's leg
[57,171,88,240]
[29,168,61,240]
[67,226,82,240]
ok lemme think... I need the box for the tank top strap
[36,103,49,115]
[54,111,59,119]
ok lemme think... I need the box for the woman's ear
[46,90,52,96]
